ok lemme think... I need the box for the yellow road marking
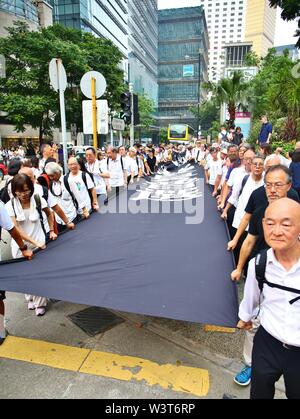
[0,336,209,397]
[0,336,90,371]
[80,351,209,397]
[204,325,236,333]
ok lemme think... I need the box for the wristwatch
[19,244,28,252]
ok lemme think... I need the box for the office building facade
[0,0,53,36]
[128,0,158,106]
[49,0,128,77]
[200,0,276,81]
[158,6,209,130]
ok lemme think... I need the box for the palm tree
[204,71,249,127]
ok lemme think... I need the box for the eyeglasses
[265,182,288,190]
[252,162,264,167]
[16,189,31,196]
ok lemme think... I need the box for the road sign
[80,71,107,99]
[82,100,109,135]
[49,58,67,92]
[112,118,125,131]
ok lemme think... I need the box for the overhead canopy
[0,164,238,327]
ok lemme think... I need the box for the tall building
[244,0,276,57]
[128,0,158,106]
[0,0,52,36]
[158,7,209,130]
[200,0,276,81]
[49,0,128,77]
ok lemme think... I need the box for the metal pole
[197,51,201,139]
[91,77,98,149]
[110,115,114,145]
[129,83,134,147]
[57,59,68,174]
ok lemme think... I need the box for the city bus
[167,124,195,143]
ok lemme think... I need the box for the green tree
[137,93,155,128]
[204,71,249,127]
[247,48,300,142]
[269,1,300,47]
[190,100,220,132]
[0,22,124,143]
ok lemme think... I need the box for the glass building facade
[0,0,39,23]
[158,7,209,130]
[49,0,128,58]
[128,0,158,107]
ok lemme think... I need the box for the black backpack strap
[239,174,250,197]
[34,194,47,238]
[107,157,109,169]
[255,249,268,293]
[63,173,79,210]
[255,249,300,305]
[121,156,124,171]
[82,172,93,207]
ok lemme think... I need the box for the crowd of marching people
[202,121,300,399]
[1,121,300,399]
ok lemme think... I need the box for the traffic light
[120,92,132,125]
[132,93,140,125]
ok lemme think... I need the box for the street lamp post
[197,49,202,139]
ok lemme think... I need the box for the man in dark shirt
[231,165,298,281]
[257,115,272,145]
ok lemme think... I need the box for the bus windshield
[168,124,195,142]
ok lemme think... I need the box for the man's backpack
[0,179,12,204]
[255,249,300,305]
[107,157,124,171]
[63,172,93,209]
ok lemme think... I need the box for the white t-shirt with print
[67,171,94,213]
[51,179,77,225]
[105,157,125,187]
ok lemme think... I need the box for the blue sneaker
[234,366,251,386]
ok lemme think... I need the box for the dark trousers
[251,326,300,399]
[226,205,236,240]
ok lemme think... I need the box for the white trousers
[25,295,48,308]
[243,317,261,366]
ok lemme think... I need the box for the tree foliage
[204,71,249,127]
[137,93,155,128]
[190,100,220,132]
[247,48,300,142]
[0,22,124,142]
[269,0,300,47]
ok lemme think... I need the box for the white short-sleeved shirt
[34,183,58,234]
[0,201,14,232]
[106,157,125,187]
[51,179,77,225]
[86,160,108,195]
[66,171,94,213]
[232,176,265,229]
[126,156,139,177]
[205,158,223,185]
[6,197,47,258]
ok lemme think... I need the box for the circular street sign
[80,71,107,99]
[49,58,67,92]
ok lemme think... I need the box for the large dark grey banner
[0,164,238,326]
